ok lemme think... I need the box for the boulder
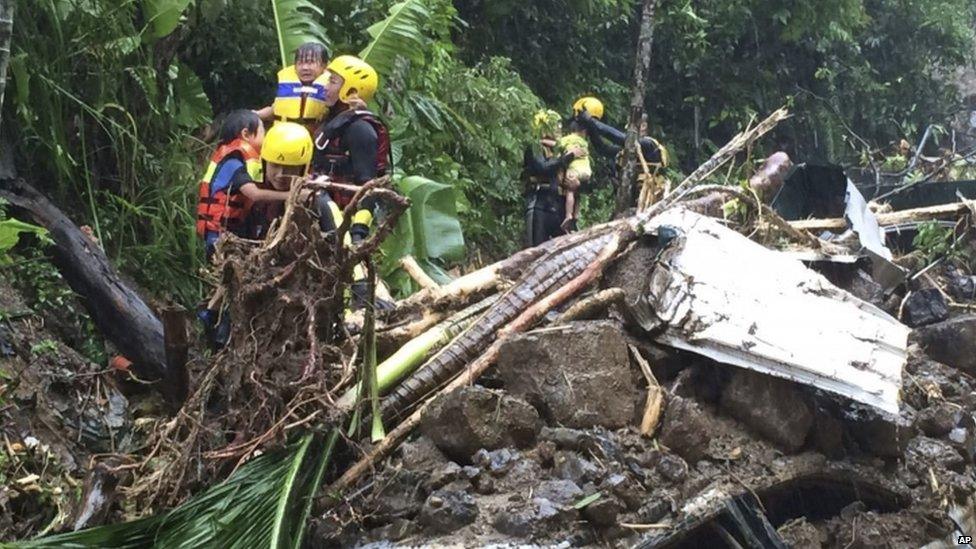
[849,413,917,458]
[497,320,637,429]
[420,386,542,462]
[913,316,976,376]
[720,370,813,452]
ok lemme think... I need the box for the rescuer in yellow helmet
[572,94,666,169]
[310,55,394,310]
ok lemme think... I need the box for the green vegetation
[9,0,973,307]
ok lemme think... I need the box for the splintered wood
[638,209,908,414]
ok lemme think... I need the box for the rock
[849,414,916,458]
[915,402,959,437]
[540,427,594,452]
[903,289,949,327]
[534,479,584,506]
[553,451,600,485]
[847,269,885,307]
[427,462,464,491]
[905,436,965,473]
[417,489,478,535]
[493,508,535,538]
[367,518,416,542]
[601,473,644,510]
[637,499,671,523]
[420,386,542,462]
[913,316,976,376]
[720,370,814,452]
[946,268,976,301]
[581,496,624,527]
[400,437,449,473]
[659,396,714,463]
[497,321,637,429]
[472,448,519,476]
[656,452,689,482]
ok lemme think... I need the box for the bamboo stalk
[326,233,624,497]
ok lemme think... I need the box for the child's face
[296,58,325,84]
[244,123,265,149]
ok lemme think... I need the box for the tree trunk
[615,0,659,216]
[0,178,185,403]
[0,0,13,134]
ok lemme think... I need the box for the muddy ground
[5,250,976,547]
[312,264,976,548]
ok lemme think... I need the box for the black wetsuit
[577,112,663,164]
[523,146,575,247]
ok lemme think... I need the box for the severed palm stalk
[379,231,621,422]
[336,294,497,411]
[363,260,385,442]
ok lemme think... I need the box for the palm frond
[17,434,338,549]
[359,0,432,77]
[270,0,330,67]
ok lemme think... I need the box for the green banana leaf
[270,0,330,68]
[380,175,465,296]
[141,0,194,41]
[0,217,49,263]
[360,0,432,77]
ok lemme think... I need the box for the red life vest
[195,139,262,238]
[312,110,392,206]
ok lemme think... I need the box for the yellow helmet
[327,55,379,103]
[261,122,313,167]
[532,109,562,138]
[573,96,604,119]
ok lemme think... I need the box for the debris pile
[7,107,976,547]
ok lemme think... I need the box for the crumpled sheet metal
[637,209,908,415]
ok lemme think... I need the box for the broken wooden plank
[789,201,974,231]
[638,209,908,415]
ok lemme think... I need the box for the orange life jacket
[195,139,263,238]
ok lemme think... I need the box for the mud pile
[316,265,976,548]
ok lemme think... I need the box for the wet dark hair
[217,109,261,145]
[295,42,328,65]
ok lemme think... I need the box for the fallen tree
[0,178,185,403]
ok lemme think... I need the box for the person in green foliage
[522,109,585,247]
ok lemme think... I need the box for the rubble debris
[720,370,814,452]
[912,315,976,375]
[419,386,541,462]
[637,209,909,414]
[496,320,637,429]
[946,267,976,301]
[418,488,479,534]
[903,288,950,327]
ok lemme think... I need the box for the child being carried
[556,119,591,232]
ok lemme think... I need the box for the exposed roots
[113,180,408,510]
